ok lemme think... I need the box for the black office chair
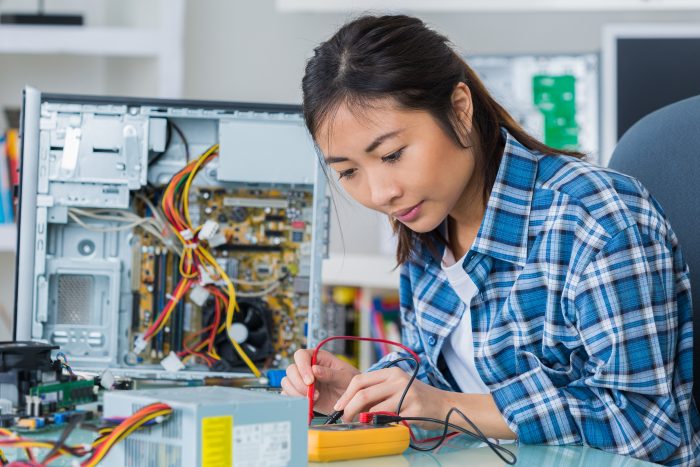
[608,95,700,408]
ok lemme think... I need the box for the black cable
[383,356,419,414]
[378,357,516,463]
[169,121,190,163]
[393,409,517,464]
[323,410,344,425]
[148,119,190,165]
[41,411,86,463]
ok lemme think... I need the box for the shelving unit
[322,254,400,370]
[0,0,185,98]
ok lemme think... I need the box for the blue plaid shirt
[369,129,700,465]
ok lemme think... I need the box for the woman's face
[315,95,481,233]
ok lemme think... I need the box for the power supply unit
[101,385,307,466]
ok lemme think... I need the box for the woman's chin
[398,216,443,234]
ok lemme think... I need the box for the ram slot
[157,248,168,358]
[151,247,161,359]
[170,252,183,353]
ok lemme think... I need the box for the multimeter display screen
[311,424,393,431]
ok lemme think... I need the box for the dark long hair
[302,14,583,265]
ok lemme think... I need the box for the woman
[281,14,700,465]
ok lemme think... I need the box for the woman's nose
[368,174,402,208]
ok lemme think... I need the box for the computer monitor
[601,24,700,165]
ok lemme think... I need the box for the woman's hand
[281,349,361,415]
[332,367,449,427]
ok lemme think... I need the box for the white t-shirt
[441,246,490,394]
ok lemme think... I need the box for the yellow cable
[160,143,260,377]
[197,245,261,377]
[147,280,189,338]
[182,144,219,229]
[86,409,171,467]
[181,323,227,364]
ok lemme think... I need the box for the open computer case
[13,87,330,379]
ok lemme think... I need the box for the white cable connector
[160,351,185,372]
[189,284,210,306]
[133,334,148,354]
[100,369,116,390]
[179,228,194,241]
[198,264,216,285]
[207,232,227,248]
[198,220,220,241]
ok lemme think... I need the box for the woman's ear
[451,82,473,146]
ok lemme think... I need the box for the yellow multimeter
[308,423,411,462]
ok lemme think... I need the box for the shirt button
[428,336,436,346]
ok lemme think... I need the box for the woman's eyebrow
[324,156,348,165]
[364,129,404,153]
[324,128,405,164]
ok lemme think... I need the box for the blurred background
[1,0,699,361]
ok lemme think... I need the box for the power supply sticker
[201,415,233,466]
[233,421,291,466]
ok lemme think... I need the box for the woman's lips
[394,201,423,222]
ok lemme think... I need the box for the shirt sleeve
[366,263,440,385]
[489,224,687,463]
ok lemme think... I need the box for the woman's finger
[334,370,392,411]
[281,376,303,397]
[285,363,308,395]
[293,349,315,385]
[341,383,399,422]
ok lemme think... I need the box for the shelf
[0,26,165,56]
[277,0,700,11]
[0,0,185,98]
[0,224,16,253]
[322,254,399,289]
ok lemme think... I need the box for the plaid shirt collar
[421,128,538,268]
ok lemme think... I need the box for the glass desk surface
[2,426,661,466]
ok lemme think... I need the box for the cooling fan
[212,298,274,371]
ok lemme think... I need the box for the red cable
[143,277,190,341]
[306,336,420,424]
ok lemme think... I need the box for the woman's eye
[338,168,356,180]
[382,148,404,163]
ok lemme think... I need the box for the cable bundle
[68,143,262,376]
[176,286,229,366]
[147,143,260,377]
[0,403,172,467]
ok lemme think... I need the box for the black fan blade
[246,328,269,347]
[241,306,263,329]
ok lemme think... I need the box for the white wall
[182,0,700,256]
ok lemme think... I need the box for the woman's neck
[447,216,481,260]
[447,173,487,259]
